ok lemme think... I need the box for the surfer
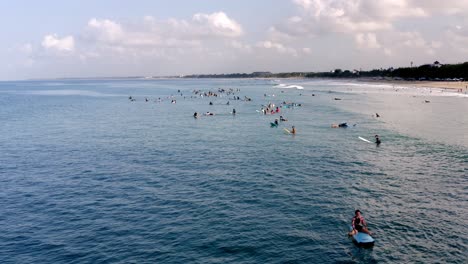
[338,122,348,128]
[291,126,296,134]
[351,210,372,235]
[274,119,279,126]
[193,112,199,118]
[209,101,213,105]
[376,113,380,118]
[375,135,381,145]
[232,108,236,115]
[280,116,287,122]
[331,123,347,128]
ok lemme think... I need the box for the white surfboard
[359,136,372,143]
[284,128,291,134]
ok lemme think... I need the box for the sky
[1,0,468,80]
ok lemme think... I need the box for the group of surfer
[270,115,294,128]
[193,108,236,118]
[192,88,239,98]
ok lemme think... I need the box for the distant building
[431,61,442,68]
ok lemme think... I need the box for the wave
[273,84,304,89]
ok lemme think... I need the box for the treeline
[390,62,468,80]
[183,62,468,80]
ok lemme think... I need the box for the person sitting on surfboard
[291,126,296,134]
[274,119,279,126]
[375,135,381,145]
[280,116,287,122]
[351,210,372,235]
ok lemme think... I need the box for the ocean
[0,78,466,263]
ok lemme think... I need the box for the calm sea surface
[0,79,467,263]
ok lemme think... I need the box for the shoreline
[358,78,468,91]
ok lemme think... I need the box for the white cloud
[27,11,248,77]
[355,33,381,49]
[83,12,242,51]
[192,12,243,37]
[41,34,75,52]
[256,41,298,56]
[229,40,252,52]
[287,0,426,35]
[277,0,437,37]
[410,0,468,15]
[87,18,124,43]
[445,26,468,53]
[377,31,442,56]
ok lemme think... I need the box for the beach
[361,78,468,92]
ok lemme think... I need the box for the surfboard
[284,128,291,134]
[349,226,374,248]
[270,122,278,127]
[359,136,372,143]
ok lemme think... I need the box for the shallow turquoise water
[0,79,466,263]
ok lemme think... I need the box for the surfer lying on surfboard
[331,122,348,128]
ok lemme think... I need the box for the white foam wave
[273,84,304,89]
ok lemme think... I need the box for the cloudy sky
[2,0,468,80]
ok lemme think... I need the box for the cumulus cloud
[192,12,243,37]
[41,34,75,52]
[283,0,427,36]
[87,18,124,43]
[20,2,466,78]
[25,11,252,77]
[276,0,468,38]
[83,12,242,51]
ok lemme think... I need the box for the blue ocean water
[0,79,466,263]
